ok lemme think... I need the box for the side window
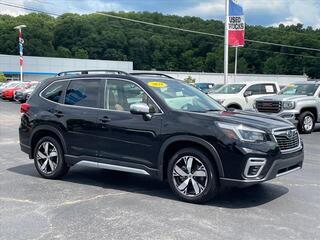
[246,84,262,95]
[105,79,159,113]
[263,84,277,94]
[64,79,100,108]
[41,81,66,103]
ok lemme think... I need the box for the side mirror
[244,90,253,97]
[130,103,152,120]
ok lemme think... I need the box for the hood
[191,109,293,133]
[256,94,314,102]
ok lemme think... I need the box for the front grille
[256,101,282,113]
[274,129,300,152]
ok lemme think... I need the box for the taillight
[20,103,30,113]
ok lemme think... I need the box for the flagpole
[234,46,238,83]
[224,0,229,84]
[14,24,26,82]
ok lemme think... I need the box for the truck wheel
[167,148,219,203]
[298,111,315,134]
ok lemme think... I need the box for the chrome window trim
[39,77,164,114]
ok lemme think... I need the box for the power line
[1,1,320,56]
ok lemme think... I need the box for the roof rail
[130,72,174,79]
[57,70,129,77]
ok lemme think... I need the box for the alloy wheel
[36,141,59,174]
[303,116,313,132]
[172,155,208,197]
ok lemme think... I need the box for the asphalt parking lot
[0,99,319,240]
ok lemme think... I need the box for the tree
[0,72,6,82]
[56,46,72,58]
[184,76,196,84]
[73,48,89,59]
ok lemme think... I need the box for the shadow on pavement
[8,163,288,209]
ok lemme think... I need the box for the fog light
[244,158,266,178]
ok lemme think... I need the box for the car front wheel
[34,136,69,179]
[298,111,315,134]
[167,148,218,203]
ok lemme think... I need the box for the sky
[1,0,320,29]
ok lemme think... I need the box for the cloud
[0,0,27,16]
[0,0,320,29]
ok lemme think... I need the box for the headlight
[283,101,295,109]
[216,122,268,142]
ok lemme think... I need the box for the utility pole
[224,0,229,84]
[234,46,238,83]
[14,25,26,82]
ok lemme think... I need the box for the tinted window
[105,79,159,112]
[246,84,263,95]
[41,81,66,103]
[65,79,100,108]
[216,84,246,94]
[280,84,318,96]
[262,84,277,94]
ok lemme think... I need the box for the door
[244,83,278,110]
[56,79,103,157]
[97,79,162,168]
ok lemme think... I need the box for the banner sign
[18,30,24,66]
[228,0,245,46]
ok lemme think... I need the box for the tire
[33,136,69,179]
[167,148,219,203]
[227,104,242,110]
[298,111,315,134]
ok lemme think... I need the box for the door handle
[99,116,111,123]
[54,110,64,118]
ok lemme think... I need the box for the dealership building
[0,54,133,82]
[0,54,307,84]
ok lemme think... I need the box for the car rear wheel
[298,111,315,134]
[167,148,218,203]
[34,136,69,179]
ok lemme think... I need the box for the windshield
[143,79,224,112]
[215,84,246,94]
[279,84,318,96]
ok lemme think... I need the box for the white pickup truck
[209,82,280,110]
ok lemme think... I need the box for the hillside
[0,12,319,78]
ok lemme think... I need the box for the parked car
[195,83,215,94]
[255,81,320,133]
[1,81,31,101]
[0,81,21,99]
[19,71,303,203]
[14,82,39,103]
[208,84,224,93]
[209,82,280,110]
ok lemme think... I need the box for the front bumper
[220,149,304,187]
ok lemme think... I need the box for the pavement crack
[56,192,127,206]
[0,197,37,204]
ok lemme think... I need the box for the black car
[19,71,304,203]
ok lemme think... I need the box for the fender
[30,124,67,156]
[158,135,224,180]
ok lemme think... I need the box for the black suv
[19,71,304,203]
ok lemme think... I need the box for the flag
[18,30,24,66]
[228,0,245,46]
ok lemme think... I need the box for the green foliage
[0,72,6,82]
[0,12,319,78]
[184,76,196,84]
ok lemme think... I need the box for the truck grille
[273,129,300,152]
[256,101,282,113]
